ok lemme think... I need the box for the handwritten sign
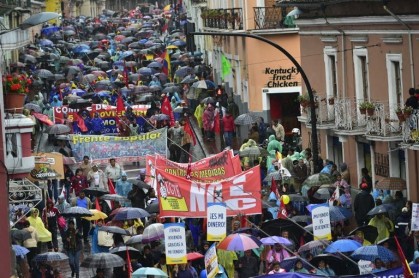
[205,243,219,278]
[411,203,419,231]
[311,203,332,240]
[207,203,227,241]
[164,223,187,264]
[358,260,373,275]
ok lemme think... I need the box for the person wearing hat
[353,182,375,226]
[115,172,132,204]
[87,164,108,191]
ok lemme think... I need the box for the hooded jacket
[23,225,38,248]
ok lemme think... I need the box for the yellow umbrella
[83,209,108,221]
[166,45,178,49]
[164,4,171,11]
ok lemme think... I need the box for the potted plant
[404,106,413,118]
[366,102,375,116]
[359,101,369,114]
[3,73,31,113]
[201,10,209,20]
[297,94,310,108]
[328,97,335,105]
[395,107,405,122]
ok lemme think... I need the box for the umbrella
[142,223,164,243]
[348,225,378,244]
[290,215,311,224]
[39,39,54,47]
[217,233,262,251]
[239,147,269,157]
[375,177,406,190]
[61,207,93,218]
[279,256,312,272]
[132,267,168,278]
[24,103,42,113]
[11,229,31,242]
[101,194,130,203]
[367,204,388,216]
[181,76,197,84]
[34,252,68,263]
[83,187,109,197]
[133,180,151,189]
[126,235,143,245]
[263,171,282,183]
[329,205,352,222]
[287,7,304,17]
[261,219,305,241]
[81,253,125,268]
[72,44,91,54]
[150,114,170,121]
[170,40,186,47]
[162,86,180,94]
[135,85,151,93]
[313,187,332,199]
[310,254,344,275]
[302,173,333,188]
[147,61,163,69]
[83,209,108,221]
[351,245,396,263]
[324,239,362,253]
[45,124,71,135]
[112,207,150,221]
[138,67,155,76]
[20,12,60,29]
[298,240,328,253]
[145,200,159,214]
[234,113,258,125]
[260,236,291,246]
[174,66,193,78]
[35,69,54,79]
[187,252,204,261]
[110,246,141,260]
[12,245,30,257]
[200,97,215,104]
[288,194,308,202]
[69,99,92,109]
[99,226,131,236]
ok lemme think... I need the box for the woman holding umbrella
[315,259,335,276]
[64,220,83,278]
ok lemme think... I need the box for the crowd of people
[6,3,419,278]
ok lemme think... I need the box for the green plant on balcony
[297,94,310,108]
[207,10,222,20]
[359,101,375,115]
[404,106,414,117]
[395,107,405,122]
[201,10,209,19]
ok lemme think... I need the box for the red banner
[145,150,242,183]
[157,166,262,218]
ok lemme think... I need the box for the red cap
[361,183,368,189]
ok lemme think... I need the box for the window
[386,54,403,111]
[353,48,370,101]
[324,48,338,99]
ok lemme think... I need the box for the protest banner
[69,128,167,163]
[207,202,227,241]
[358,260,373,275]
[156,166,261,218]
[311,203,332,240]
[164,222,187,265]
[145,150,242,184]
[412,203,419,231]
[205,243,219,278]
[28,152,64,182]
[53,104,149,134]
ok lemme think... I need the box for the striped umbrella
[81,253,125,268]
[217,233,262,251]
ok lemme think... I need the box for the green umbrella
[302,173,333,188]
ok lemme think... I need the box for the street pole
[188,31,320,173]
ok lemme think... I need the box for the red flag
[270,177,277,194]
[95,198,101,211]
[186,155,192,180]
[75,114,88,132]
[126,246,133,277]
[278,202,288,219]
[184,119,196,145]
[161,96,174,126]
[108,179,116,194]
[394,235,414,278]
[116,94,125,123]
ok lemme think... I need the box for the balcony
[254,7,288,30]
[302,99,335,129]
[202,8,243,31]
[364,102,403,141]
[191,0,206,3]
[402,110,419,146]
[0,29,30,50]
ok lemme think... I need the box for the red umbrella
[187,252,204,261]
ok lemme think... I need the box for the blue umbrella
[324,239,362,253]
[351,245,395,263]
[170,39,186,47]
[120,50,134,60]
[329,206,352,222]
[260,236,291,246]
[96,91,111,98]
[12,245,29,258]
[138,67,155,76]
[39,39,54,47]
[147,61,163,69]
[113,207,150,221]
[139,39,148,44]
[72,44,91,54]
[71,89,86,96]
[41,26,60,36]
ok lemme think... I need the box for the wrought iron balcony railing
[201,8,243,31]
[402,110,419,144]
[333,98,367,132]
[304,98,335,126]
[254,7,285,30]
[365,102,403,138]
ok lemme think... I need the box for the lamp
[0,12,60,35]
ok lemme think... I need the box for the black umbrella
[310,254,345,275]
[145,201,159,214]
[61,207,93,218]
[113,207,150,221]
[125,235,143,245]
[81,253,125,268]
[68,99,91,109]
[101,194,130,203]
[46,124,71,135]
[83,187,109,197]
[132,180,151,189]
[110,246,140,260]
[99,226,131,236]
[367,204,388,216]
[10,229,31,242]
[20,12,60,29]
[34,252,68,263]
[35,69,54,79]
[348,225,378,244]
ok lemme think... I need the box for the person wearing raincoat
[27,208,52,249]
[267,135,282,167]
[239,138,258,168]
[91,219,110,254]
[194,102,205,135]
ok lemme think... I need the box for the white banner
[207,202,227,241]
[358,260,373,275]
[411,203,419,231]
[164,223,187,265]
[311,203,332,240]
